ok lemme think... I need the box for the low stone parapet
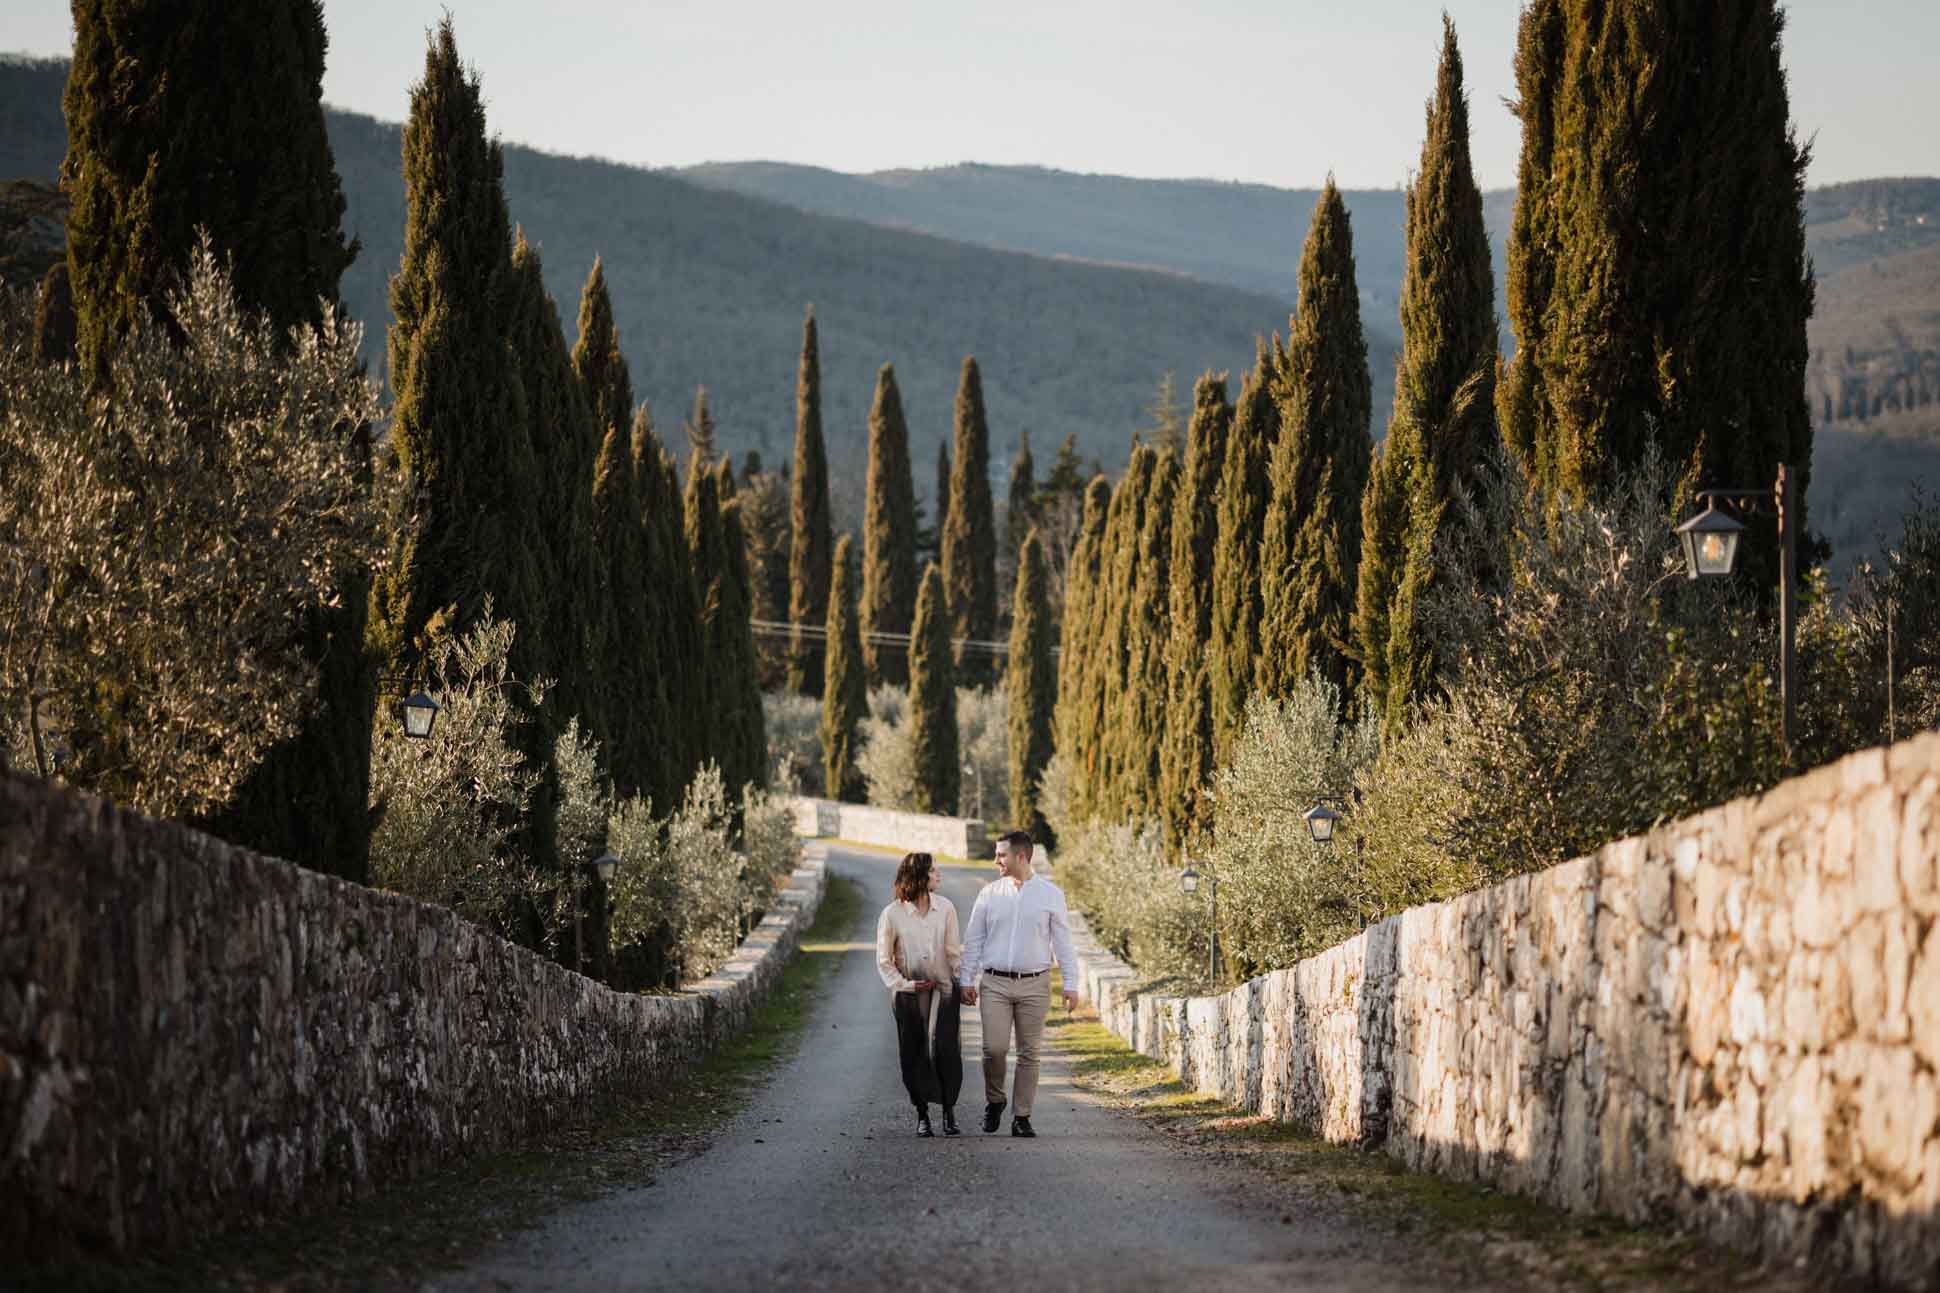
[1069,732,1940,1290]
[0,772,826,1262]
[786,795,992,859]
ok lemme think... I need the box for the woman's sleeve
[875,905,912,992]
[944,900,964,981]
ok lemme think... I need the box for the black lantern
[401,691,441,740]
[1674,502,1746,579]
[1179,864,1201,895]
[1303,801,1341,845]
[593,852,621,886]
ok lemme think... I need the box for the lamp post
[1305,795,1368,930]
[1179,861,1217,986]
[1673,462,1797,751]
[576,851,621,976]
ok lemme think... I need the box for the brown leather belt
[985,968,1046,978]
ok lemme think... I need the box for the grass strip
[1047,1006,1833,1293]
[19,873,863,1293]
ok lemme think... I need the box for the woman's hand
[910,978,939,992]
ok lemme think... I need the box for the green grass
[16,874,864,1293]
[1047,1010,1820,1293]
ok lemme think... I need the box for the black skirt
[892,986,963,1110]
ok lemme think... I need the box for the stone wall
[788,795,992,859]
[1070,733,1940,1290]
[0,772,826,1262]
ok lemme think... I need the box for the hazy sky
[9,1,1938,190]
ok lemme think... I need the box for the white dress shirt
[958,873,1079,988]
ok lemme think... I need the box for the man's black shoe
[917,1108,935,1138]
[941,1108,961,1136]
[982,1101,1006,1133]
[1011,1116,1036,1138]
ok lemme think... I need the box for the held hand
[961,985,979,1006]
[911,978,938,992]
[1062,990,1078,1013]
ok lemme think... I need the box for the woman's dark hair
[894,852,934,902]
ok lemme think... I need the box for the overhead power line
[747,618,1056,660]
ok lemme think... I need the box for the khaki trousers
[978,971,1050,1117]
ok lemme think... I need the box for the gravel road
[438,844,1420,1292]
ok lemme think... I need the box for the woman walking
[874,852,964,1136]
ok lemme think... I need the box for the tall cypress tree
[925,439,953,568]
[1006,429,1037,571]
[508,230,606,749]
[1052,476,1112,806]
[1364,18,1501,730]
[1087,446,1157,821]
[1258,182,1373,703]
[821,533,868,802]
[1160,374,1233,844]
[686,448,728,757]
[63,0,371,878]
[715,463,768,795]
[1113,449,1178,821]
[1208,344,1281,764]
[739,460,793,690]
[787,307,832,696]
[1007,529,1057,843]
[942,357,998,684]
[860,363,918,687]
[907,564,960,815]
[591,419,653,800]
[685,385,719,464]
[644,418,707,800]
[368,20,558,892]
[1500,0,1814,593]
[64,0,357,373]
[572,257,632,441]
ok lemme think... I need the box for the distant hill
[0,55,1366,526]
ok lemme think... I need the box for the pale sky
[9,1,1937,189]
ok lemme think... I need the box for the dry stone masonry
[787,795,991,859]
[0,772,825,1262]
[1071,733,1940,1291]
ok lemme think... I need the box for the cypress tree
[925,439,952,568]
[907,564,961,815]
[1371,18,1501,729]
[739,460,794,690]
[1500,0,1814,592]
[1052,476,1113,804]
[1041,434,1088,509]
[572,257,632,441]
[715,464,768,795]
[1006,429,1037,568]
[1087,447,1157,821]
[643,417,707,800]
[590,416,651,800]
[1159,374,1233,844]
[508,230,606,749]
[1257,182,1373,703]
[1113,448,1178,821]
[64,0,356,373]
[941,357,998,684]
[860,363,919,687]
[1208,344,1281,764]
[685,385,719,464]
[787,307,832,696]
[64,0,371,879]
[368,19,558,892]
[1007,528,1057,843]
[821,533,868,802]
[686,448,727,756]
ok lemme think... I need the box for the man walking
[958,829,1079,1137]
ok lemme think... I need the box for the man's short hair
[1000,829,1035,855]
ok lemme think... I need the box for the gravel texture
[438,846,1420,1291]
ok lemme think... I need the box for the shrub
[857,684,920,810]
[858,682,1011,821]
[368,609,552,938]
[955,685,1011,825]
[1209,681,1378,975]
[1054,813,1208,982]
[0,237,383,815]
[763,689,823,795]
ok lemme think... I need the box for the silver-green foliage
[857,683,1009,822]
[0,238,382,815]
[368,608,552,935]
[1209,681,1378,974]
[763,688,823,795]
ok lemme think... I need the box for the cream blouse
[875,895,963,993]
